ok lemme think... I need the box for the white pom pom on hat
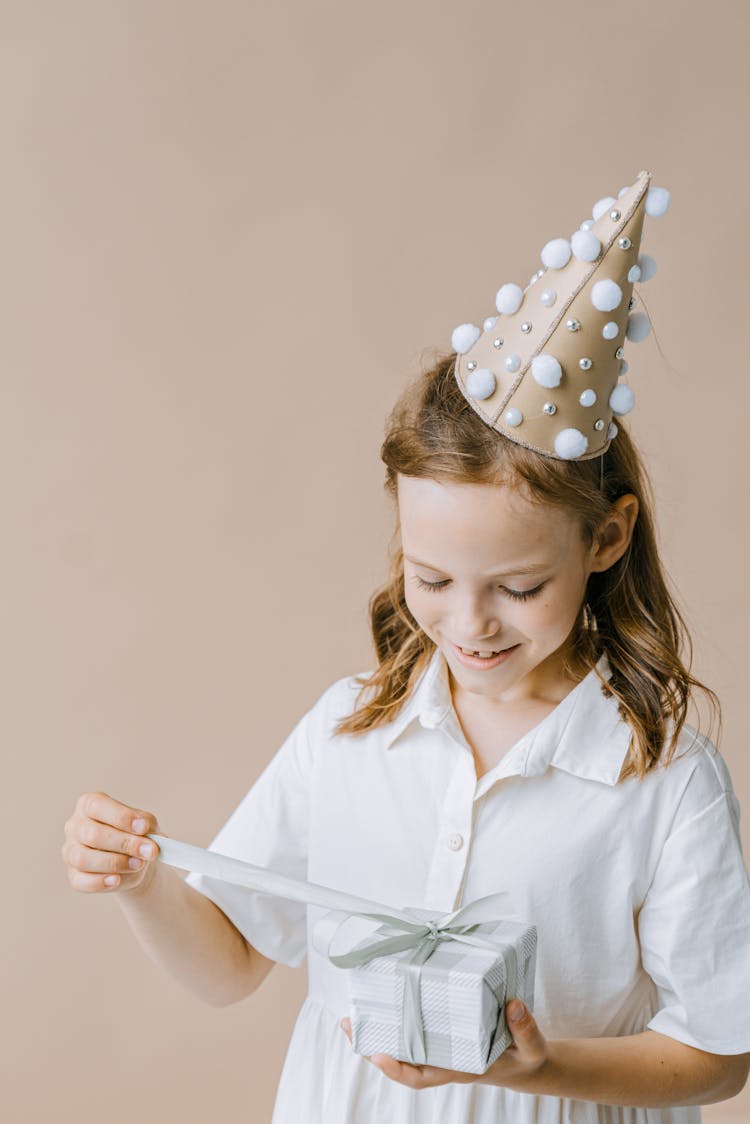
[540,238,571,269]
[645,186,670,217]
[496,283,524,315]
[570,229,602,263]
[451,323,482,354]
[638,254,657,281]
[554,428,589,459]
[466,368,497,400]
[610,384,635,415]
[626,311,651,342]
[531,354,563,388]
[591,279,623,312]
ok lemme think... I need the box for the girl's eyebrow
[403,555,549,577]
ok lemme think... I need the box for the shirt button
[446,832,464,851]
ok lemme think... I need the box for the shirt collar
[382,646,632,786]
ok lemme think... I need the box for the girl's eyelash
[413,575,547,600]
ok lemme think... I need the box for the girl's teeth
[460,647,500,657]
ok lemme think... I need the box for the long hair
[334,349,721,781]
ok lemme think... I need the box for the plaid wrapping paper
[347,912,537,1074]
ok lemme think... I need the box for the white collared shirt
[186,648,750,1123]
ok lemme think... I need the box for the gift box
[344,907,537,1074]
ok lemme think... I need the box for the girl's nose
[453,595,500,643]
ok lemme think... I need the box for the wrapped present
[151,834,537,1075]
[319,903,536,1073]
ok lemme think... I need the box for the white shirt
[186,648,750,1123]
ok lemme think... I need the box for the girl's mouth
[450,641,520,669]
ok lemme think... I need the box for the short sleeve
[184,703,315,969]
[637,748,750,1053]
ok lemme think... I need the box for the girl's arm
[64,791,275,1008]
[513,1021,750,1107]
[343,1002,750,1106]
[116,856,276,1007]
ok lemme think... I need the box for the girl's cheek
[404,589,423,615]
[405,591,432,627]
[532,593,579,635]
[521,600,561,635]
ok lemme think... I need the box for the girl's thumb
[507,1000,526,1023]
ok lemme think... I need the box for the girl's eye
[414,576,451,593]
[502,583,547,601]
[413,575,546,601]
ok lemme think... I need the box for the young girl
[62,170,750,1122]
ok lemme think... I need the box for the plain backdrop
[4,1,749,1121]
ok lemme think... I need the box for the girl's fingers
[73,818,160,863]
[75,790,159,840]
[62,791,162,894]
[66,841,151,876]
[64,792,161,860]
[66,867,143,893]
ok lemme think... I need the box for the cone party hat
[451,169,669,461]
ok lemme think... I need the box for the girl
[62,171,750,1122]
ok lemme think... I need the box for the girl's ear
[590,493,639,573]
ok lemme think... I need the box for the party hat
[451,169,669,461]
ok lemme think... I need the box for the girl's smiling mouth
[450,641,521,669]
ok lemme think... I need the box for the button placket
[423,751,476,910]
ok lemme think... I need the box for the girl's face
[397,474,599,704]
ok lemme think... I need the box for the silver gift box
[347,908,537,1074]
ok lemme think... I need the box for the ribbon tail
[433,889,515,929]
[399,937,438,1065]
[325,929,434,969]
[151,833,422,925]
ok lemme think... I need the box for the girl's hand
[340,1000,548,1091]
[62,791,162,895]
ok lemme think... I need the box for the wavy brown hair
[334,349,721,781]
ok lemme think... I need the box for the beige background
[4,1,749,1120]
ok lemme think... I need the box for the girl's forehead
[397,474,566,525]
[396,475,578,555]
